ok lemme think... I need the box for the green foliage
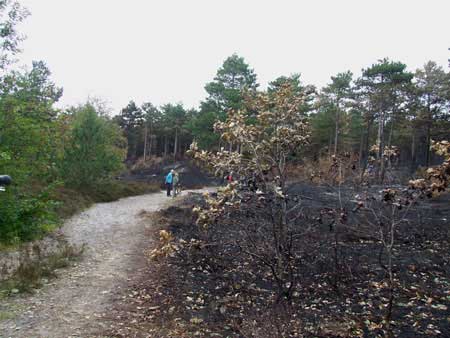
[0,60,62,245]
[0,62,62,183]
[344,109,364,150]
[357,59,414,120]
[142,102,162,129]
[114,100,144,159]
[0,0,29,69]
[185,110,219,149]
[310,100,335,152]
[160,103,188,156]
[0,188,58,244]
[310,71,354,154]
[411,61,450,165]
[204,53,258,113]
[61,103,126,189]
[161,103,187,129]
[189,54,259,150]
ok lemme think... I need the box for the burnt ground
[103,183,450,338]
[120,159,219,189]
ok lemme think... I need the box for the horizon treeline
[117,53,450,169]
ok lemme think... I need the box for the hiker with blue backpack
[165,169,174,197]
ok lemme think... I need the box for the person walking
[165,169,174,197]
[172,170,179,198]
[225,171,234,183]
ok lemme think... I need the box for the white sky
[17,0,450,114]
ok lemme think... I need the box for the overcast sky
[17,0,450,114]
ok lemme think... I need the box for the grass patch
[0,243,84,298]
[53,180,160,219]
[84,180,160,203]
[51,186,94,219]
[0,310,16,321]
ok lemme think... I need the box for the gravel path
[0,189,206,338]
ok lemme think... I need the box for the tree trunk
[164,135,168,157]
[143,125,148,162]
[411,130,416,171]
[360,117,373,182]
[334,106,339,155]
[174,127,178,158]
[425,125,431,167]
[425,95,432,168]
[425,116,432,167]
[387,119,394,148]
[358,129,364,170]
[328,132,333,157]
[149,121,153,158]
[149,135,153,159]
[377,111,386,183]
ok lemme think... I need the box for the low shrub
[0,242,84,296]
[0,189,59,245]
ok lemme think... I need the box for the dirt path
[0,189,208,338]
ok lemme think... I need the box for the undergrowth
[53,180,160,218]
[0,243,84,298]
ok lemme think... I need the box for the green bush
[0,189,58,244]
[61,104,126,190]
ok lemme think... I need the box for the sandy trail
[0,189,208,338]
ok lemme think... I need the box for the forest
[1,0,450,337]
[117,54,450,170]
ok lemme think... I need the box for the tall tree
[115,100,144,160]
[62,104,126,189]
[413,61,450,167]
[141,102,161,160]
[322,71,353,155]
[192,54,259,150]
[0,61,62,183]
[204,53,258,115]
[310,98,336,155]
[356,59,413,181]
[186,108,219,150]
[161,103,187,158]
